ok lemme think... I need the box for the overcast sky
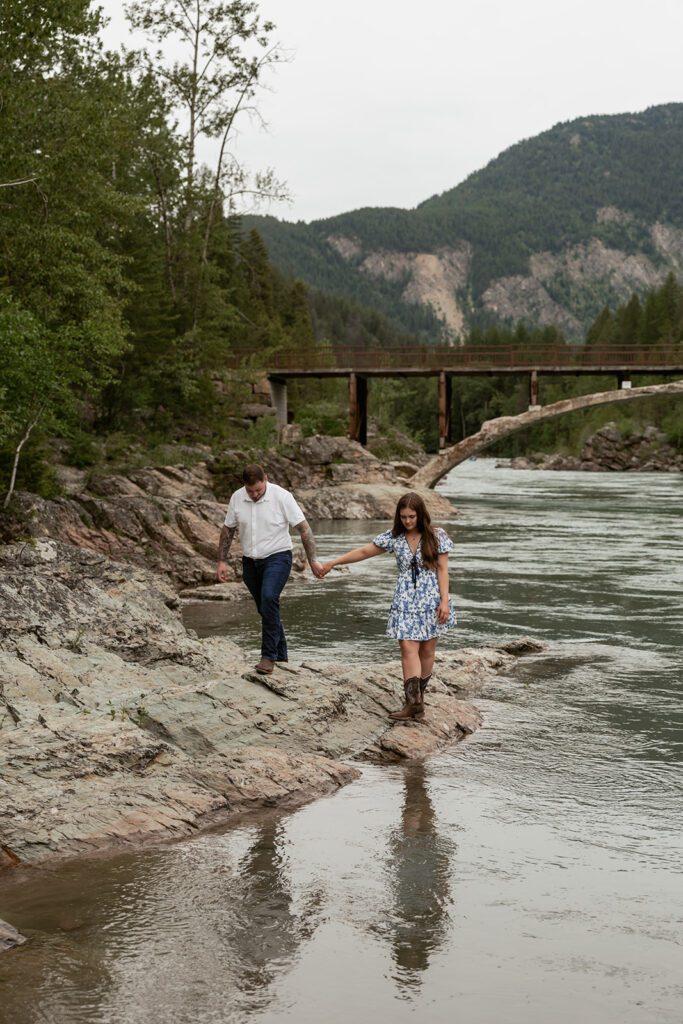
[101,0,683,223]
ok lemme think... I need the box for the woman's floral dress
[372,528,457,640]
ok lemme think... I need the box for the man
[217,464,324,674]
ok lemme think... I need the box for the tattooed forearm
[218,525,235,562]
[296,520,317,563]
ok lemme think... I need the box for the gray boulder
[0,919,26,952]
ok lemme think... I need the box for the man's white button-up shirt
[224,482,305,559]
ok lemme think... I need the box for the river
[1,461,681,1023]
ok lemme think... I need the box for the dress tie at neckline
[410,554,419,588]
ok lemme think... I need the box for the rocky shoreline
[2,435,454,591]
[505,422,683,473]
[0,538,542,878]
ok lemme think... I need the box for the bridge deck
[230,344,683,378]
[267,364,683,378]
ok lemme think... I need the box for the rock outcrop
[506,422,683,472]
[483,238,667,336]
[325,238,472,339]
[360,246,472,338]
[0,920,26,952]
[0,540,538,870]
[2,435,454,589]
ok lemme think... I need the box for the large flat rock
[0,540,538,869]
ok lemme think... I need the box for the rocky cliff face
[1,436,455,590]
[0,540,540,870]
[327,240,473,337]
[483,229,676,335]
[325,222,683,342]
[507,422,683,472]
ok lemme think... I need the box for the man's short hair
[242,464,266,485]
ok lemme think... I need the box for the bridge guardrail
[226,344,683,372]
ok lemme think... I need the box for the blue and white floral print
[372,527,457,640]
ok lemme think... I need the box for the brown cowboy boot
[420,673,432,705]
[389,676,423,720]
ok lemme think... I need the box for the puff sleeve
[372,529,396,552]
[436,528,454,554]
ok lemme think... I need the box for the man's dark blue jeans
[241,550,293,662]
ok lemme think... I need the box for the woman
[321,492,456,720]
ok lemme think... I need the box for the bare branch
[3,407,44,509]
[0,177,38,189]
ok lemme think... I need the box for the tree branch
[3,407,44,509]
[0,177,38,189]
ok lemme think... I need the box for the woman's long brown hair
[392,492,439,569]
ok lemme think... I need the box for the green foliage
[0,0,316,490]
[296,401,347,438]
[246,416,277,449]
[64,431,102,469]
[585,273,683,348]
[0,442,61,499]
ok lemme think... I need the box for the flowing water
[1,461,682,1024]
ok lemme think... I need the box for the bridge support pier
[617,373,632,390]
[269,376,288,437]
[349,372,368,445]
[438,371,452,450]
[528,369,540,410]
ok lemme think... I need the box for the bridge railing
[228,343,683,372]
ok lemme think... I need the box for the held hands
[312,560,336,578]
[309,559,341,579]
[436,600,450,624]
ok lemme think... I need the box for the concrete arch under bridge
[409,379,683,489]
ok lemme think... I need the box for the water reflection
[0,818,322,1024]
[226,820,321,999]
[384,765,455,994]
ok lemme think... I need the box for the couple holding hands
[217,464,456,721]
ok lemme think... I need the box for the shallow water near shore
[1,461,682,1023]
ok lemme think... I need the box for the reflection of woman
[388,764,454,991]
[321,492,456,719]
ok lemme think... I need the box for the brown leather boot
[389,676,423,720]
[420,674,432,705]
[254,658,275,674]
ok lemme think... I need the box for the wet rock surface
[0,540,536,870]
[296,481,455,521]
[2,436,453,588]
[0,919,27,952]
[506,422,683,473]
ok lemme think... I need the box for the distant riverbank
[504,421,682,472]
[0,434,454,591]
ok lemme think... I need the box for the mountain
[249,103,683,341]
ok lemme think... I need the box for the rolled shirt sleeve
[281,490,305,528]
[224,494,238,529]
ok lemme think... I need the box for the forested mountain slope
[250,103,683,341]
